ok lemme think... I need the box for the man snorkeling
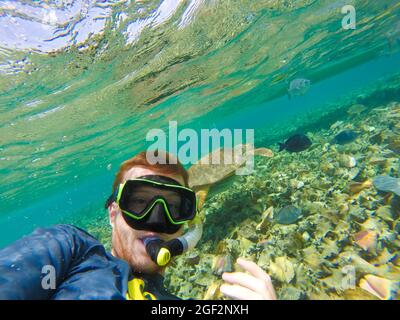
[0,151,276,300]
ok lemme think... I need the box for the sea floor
[163,98,400,300]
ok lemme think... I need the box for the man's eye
[169,203,180,210]
[131,198,147,204]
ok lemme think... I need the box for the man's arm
[0,224,92,299]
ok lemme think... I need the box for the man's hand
[220,258,277,300]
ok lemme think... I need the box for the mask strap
[105,187,120,209]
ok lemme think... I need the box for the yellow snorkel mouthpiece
[156,247,171,266]
[144,237,184,267]
[144,217,203,266]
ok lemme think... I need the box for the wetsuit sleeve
[0,224,99,300]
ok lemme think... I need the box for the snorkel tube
[144,215,203,266]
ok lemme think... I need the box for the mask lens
[126,194,149,214]
[167,190,196,222]
[118,179,196,222]
[119,182,151,218]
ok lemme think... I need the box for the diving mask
[114,175,197,234]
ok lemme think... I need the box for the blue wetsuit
[0,224,180,300]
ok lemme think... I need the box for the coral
[354,230,378,252]
[268,256,295,284]
[359,274,397,300]
[212,254,233,276]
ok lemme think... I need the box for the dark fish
[333,130,358,145]
[279,134,312,152]
[274,205,302,225]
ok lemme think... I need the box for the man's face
[108,167,185,274]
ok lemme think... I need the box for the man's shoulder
[34,224,100,243]
[31,224,109,258]
[54,224,99,239]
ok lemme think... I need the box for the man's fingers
[236,258,277,299]
[220,283,263,300]
[222,272,265,294]
[236,258,269,281]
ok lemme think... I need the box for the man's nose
[146,202,168,224]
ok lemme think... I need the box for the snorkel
[144,215,203,266]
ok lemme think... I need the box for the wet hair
[104,150,189,209]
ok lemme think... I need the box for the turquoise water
[1,0,400,253]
